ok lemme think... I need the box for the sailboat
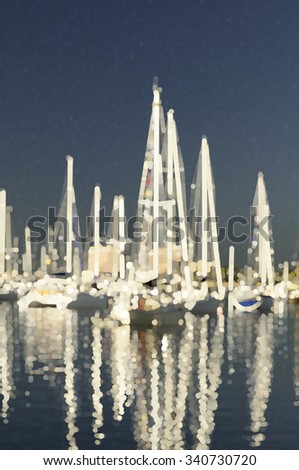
[104,194,137,324]
[18,156,79,310]
[187,136,225,314]
[129,82,191,326]
[232,172,275,312]
[251,172,275,309]
[228,245,262,313]
[68,183,111,311]
[131,79,167,284]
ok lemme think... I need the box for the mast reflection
[0,303,14,423]
[248,313,274,448]
[191,313,225,449]
[19,307,78,449]
[92,312,226,449]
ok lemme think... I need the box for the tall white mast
[73,247,81,281]
[5,207,12,275]
[112,195,119,279]
[153,88,160,279]
[204,138,224,296]
[118,195,126,280]
[283,261,289,285]
[25,226,32,275]
[247,266,253,287]
[201,139,208,278]
[40,245,47,275]
[66,155,73,274]
[169,110,192,293]
[257,172,266,285]
[166,111,174,276]
[93,185,101,277]
[228,245,235,292]
[12,236,19,273]
[264,204,274,291]
[0,189,6,275]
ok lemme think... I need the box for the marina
[2,0,299,459]
[1,82,299,450]
[1,83,296,321]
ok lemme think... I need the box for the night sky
[1,0,299,265]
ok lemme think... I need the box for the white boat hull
[229,289,261,313]
[18,292,75,310]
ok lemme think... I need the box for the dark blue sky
[1,0,299,264]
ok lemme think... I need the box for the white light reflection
[0,303,14,423]
[19,307,79,449]
[64,309,78,450]
[248,313,274,448]
[193,313,225,449]
[91,316,104,445]
[110,325,131,421]
[169,312,195,449]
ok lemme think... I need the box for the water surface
[0,301,298,449]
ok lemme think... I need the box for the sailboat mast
[66,155,73,274]
[153,88,160,279]
[228,245,235,292]
[112,195,119,279]
[40,245,47,275]
[25,226,32,275]
[264,202,274,290]
[205,138,223,295]
[118,195,126,280]
[257,172,267,285]
[201,139,208,278]
[166,111,174,276]
[283,261,289,285]
[93,185,101,277]
[12,236,19,273]
[5,207,12,275]
[0,189,6,275]
[169,110,192,292]
[247,265,253,287]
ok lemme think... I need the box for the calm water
[0,301,299,450]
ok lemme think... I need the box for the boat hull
[258,295,274,312]
[18,293,75,311]
[27,301,58,308]
[232,296,261,313]
[0,292,18,302]
[130,307,185,327]
[190,297,224,315]
[67,293,109,311]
